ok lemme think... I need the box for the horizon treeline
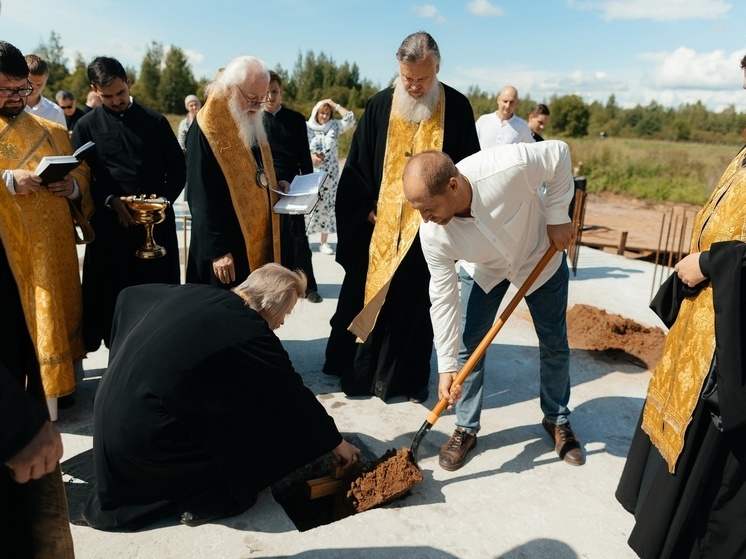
[34,32,746,145]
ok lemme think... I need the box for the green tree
[60,54,91,104]
[550,94,590,137]
[157,47,197,114]
[466,85,495,119]
[130,42,163,110]
[33,31,69,97]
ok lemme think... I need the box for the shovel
[409,244,558,463]
[347,245,559,513]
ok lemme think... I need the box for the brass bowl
[124,194,170,259]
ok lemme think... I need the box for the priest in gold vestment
[0,49,92,412]
[0,38,75,559]
[617,141,746,558]
[325,32,480,402]
[186,55,281,287]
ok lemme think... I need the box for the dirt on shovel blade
[347,448,423,513]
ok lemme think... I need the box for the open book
[33,141,95,185]
[272,171,328,215]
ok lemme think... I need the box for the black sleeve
[699,251,711,278]
[709,240,746,431]
[0,362,47,464]
[293,112,314,176]
[443,86,481,163]
[334,94,385,268]
[185,125,242,259]
[71,117,109,209]
[157,115,186,203]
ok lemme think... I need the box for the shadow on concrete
[260,547,460,559]
[570,266,645,281]
[496,538,578,558]
[315,281,341,300]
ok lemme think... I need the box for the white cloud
[447,53,746,111]
[184,49,205,67]
[569,0,732,21]
[641,46,744,89]
[412,4,447,22]
[466,0,505,17]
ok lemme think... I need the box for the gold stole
[196,93,280,270]
[0,113,92,398]
[348,84,445,341]
[642,150,746,472]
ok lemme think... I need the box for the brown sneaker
[439,428,477,471]
[542,419,585,466]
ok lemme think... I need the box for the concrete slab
[61,234,655,558]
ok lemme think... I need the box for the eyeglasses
[236,85,269,108]
[0,87,34,98]
[59,105,74,109]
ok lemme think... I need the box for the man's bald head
[496,85,519,121]
[403,150,457,198]
[403,151,469,226]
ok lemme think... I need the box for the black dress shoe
[180,511,212,527]
[306,290,323,303]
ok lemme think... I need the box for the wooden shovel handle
[425,245,558,425]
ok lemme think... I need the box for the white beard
[392,77,441,123]
[228,97,268,149]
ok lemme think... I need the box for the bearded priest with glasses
[0,41,93,422]
[0,40,87,558]
[185,55,282,289]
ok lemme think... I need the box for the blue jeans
[455,254,571,433]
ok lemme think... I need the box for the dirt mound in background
[567,304,665,369]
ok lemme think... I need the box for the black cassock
[616,241,746,558]
[82,283,342,531]
[264,106,318,293]
[325,83,480,401]
[185,122,250,287]
[72,103,185,352]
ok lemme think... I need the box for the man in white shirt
[401,141,584,471]
[23,55,66,129]
[475,85,533,148]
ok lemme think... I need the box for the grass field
[167,114,741,206]
[565,137,740,205]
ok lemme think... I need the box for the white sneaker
[319,243,335,255]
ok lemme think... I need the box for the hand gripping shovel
[409,245,558,464]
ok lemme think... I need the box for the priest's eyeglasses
[0,87,34,98]
[236,85,269,108]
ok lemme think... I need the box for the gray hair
[205,55,269,97]
[234,263,306,326]
[55,90,75,103]
[396,31,441,65]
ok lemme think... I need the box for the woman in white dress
[306,99,355,254]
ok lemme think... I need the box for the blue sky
[2,0,745,111]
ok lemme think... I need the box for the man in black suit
[263,71,322,303]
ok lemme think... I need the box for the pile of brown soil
[347,448,423,513]
[566,304,666,369]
